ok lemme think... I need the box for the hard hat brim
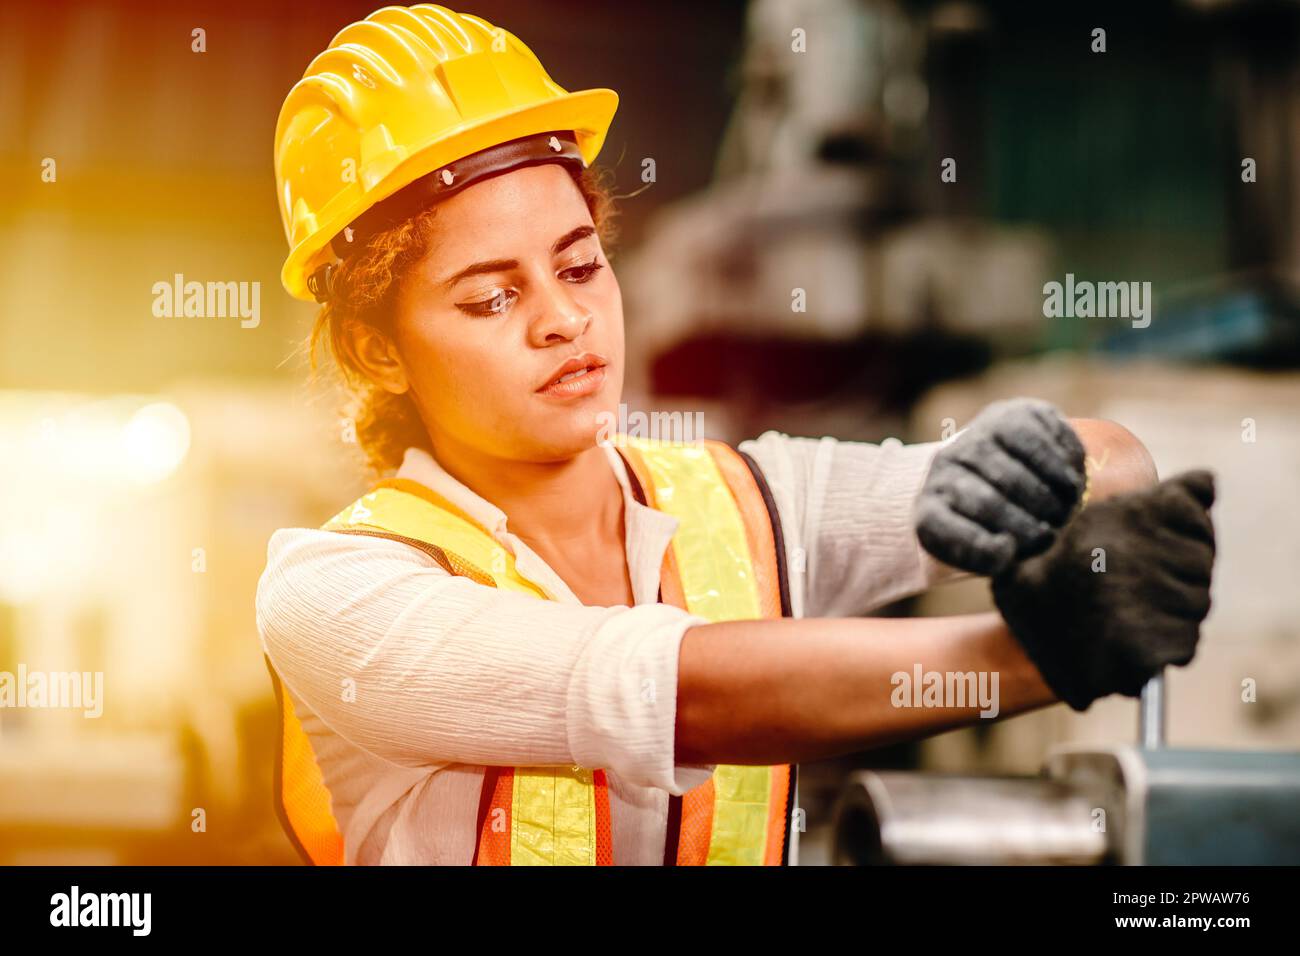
[281,87,619,302]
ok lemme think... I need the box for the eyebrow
[440,225,597,290]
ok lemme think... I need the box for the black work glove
[991,470,1216,712]
[916,398,1087,575]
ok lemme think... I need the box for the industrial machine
[832,675,1300,865]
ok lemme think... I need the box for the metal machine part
[831,773,1108,866]
[832,671,1300,865]
[1139,673,1166,750]
[1044,745,1300,866]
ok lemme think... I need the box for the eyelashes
[457,260,604,317]
[563,261,604,284]
[459,289,517,317]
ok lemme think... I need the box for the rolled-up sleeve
[739,430,969,619]
[256,527,711,794]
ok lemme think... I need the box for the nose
[527,275,592,347]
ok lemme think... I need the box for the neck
[428,434,625,551]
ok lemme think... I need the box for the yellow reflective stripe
[325,487,546,598]
[625,438,775,865]
[624,439,761,623]
[323,483,601,865]
[510,768,598,866]
[706,766,773,866]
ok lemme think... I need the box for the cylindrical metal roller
[832,771,1108,866]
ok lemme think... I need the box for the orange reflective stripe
[676,778,716,866]
[707,443,785,620]
[593,769,614,866]
[473,767,514,866]
[618,443,658,511]
[269,660,344,866]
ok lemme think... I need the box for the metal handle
[1139,672,1166,749]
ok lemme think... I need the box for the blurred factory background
[1,0,1298,864]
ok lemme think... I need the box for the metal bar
[832,772,1108,866]
[1139,672,1166,749]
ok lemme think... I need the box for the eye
[457,288,517,317]
[561,259,604,283]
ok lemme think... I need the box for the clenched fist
[991,471,1216,711]
[916,398,1087,575]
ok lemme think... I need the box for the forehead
[422,163,593,260]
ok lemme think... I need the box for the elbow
[255,547,311,673]
[254,560,289,663]
[254,566,319,720]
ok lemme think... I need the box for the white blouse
[255,430,956,865]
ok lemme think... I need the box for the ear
[345,320,409,395]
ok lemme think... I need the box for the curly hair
[307,163,620,477]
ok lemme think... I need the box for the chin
[527,406,618,462]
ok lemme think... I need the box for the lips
[536,353,609,397]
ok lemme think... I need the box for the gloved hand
[916,398,1087,575]
[991,470,1216,712]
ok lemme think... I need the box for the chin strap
[306,262,336,304]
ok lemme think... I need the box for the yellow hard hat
[274,3,619,302]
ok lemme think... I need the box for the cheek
[398,317,525,422]
[591,271,625,351]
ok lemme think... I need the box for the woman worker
[257,4,1217,865]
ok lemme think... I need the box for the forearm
[674,612,1056,765]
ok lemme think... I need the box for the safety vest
[266,436,796,865]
